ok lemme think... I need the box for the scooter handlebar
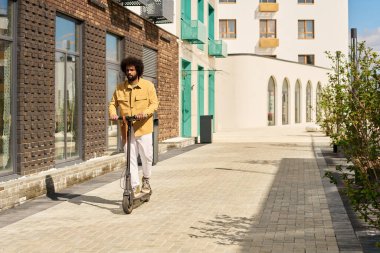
[117,115,137,122]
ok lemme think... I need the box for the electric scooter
[118,115,152,214]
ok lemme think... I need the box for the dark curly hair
[120,56,144,77]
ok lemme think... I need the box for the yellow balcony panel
[259,38,279,48]
[259,3,279,12]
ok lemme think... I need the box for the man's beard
[127,74,138,82]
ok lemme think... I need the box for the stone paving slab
[0,126,366,253]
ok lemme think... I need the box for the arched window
[316,82,322,121]
[282,79,289,125]
[306,81,312,122]
[295,80,301,123]
[268,77,276,126]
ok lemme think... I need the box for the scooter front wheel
[122,194,133,214]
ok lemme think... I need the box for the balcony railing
[259,38,279,48]
[259,3,279,12]
[118,0,148,6]
[141,0,174,24]
[208,40,227,58]
[181,20,207,44]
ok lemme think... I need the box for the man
[109,56,159,194]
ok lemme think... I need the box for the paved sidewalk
[0,126,366,253]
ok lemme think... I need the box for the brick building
[0,0,179,178]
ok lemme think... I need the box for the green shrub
[321,42,380,235]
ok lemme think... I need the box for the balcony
[259,38,279,48]
[118,0,148,6]
[141,0,174,24]
[259,3,279,12]
[181,20,207,44]
[208,40,227,58]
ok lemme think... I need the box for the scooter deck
[132,191,151,209]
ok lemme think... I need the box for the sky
[349,0,380,51]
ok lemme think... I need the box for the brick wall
[0,154,126,212]
[83,23,107,161]
[16,0,179,175]
[17,0,56,175]
[157,37,179,140]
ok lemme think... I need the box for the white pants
[124,127,153,189]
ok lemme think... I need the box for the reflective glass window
[0,0,12,36]
[0,0,14,175]
[268,77,276,126]
[55,15,81,162]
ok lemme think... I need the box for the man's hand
[135,113,148,120]
[110,115,119,121]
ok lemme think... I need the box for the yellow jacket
[109,78,159,137]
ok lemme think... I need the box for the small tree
[321,42,380,235]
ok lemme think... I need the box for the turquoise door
[208,71,215,132]
[208,4,215,40]
[181,0,191,21]
[181,59,192,137]
[197,66,204,135]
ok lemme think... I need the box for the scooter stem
[117,116,136,195]
[125,117,132,193]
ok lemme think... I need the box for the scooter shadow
[47,192,125,215]
[45,175,125,215]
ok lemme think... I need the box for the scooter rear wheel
[122,194,133,214]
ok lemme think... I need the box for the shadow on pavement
[189,157,363,252]
[189,215,255,245]
[0,144,205,228]
[214,167,275,175]
[45,175,124,215]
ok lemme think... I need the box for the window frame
[54,13,83,165]
[105,32,123,153]
[0,0,17,176]
[219,0,236,3]
[298,54,315,65]
[260,0,276,3]
[219,19,236,39]
[298,20,314,39]
[298,0,314,4]
[306,82,312,122]
[260,19,277,38]
[267,77,276,126]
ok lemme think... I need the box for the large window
[260,20,276,38]
[268,77,276,126]
[316,82,322,121]
[219,19,236,39]
[306,82,312,122]
[295,81,301,123]
[282,79,289,125]
[298,54,315,65]
[298,20,314,39]
[0,0,15,175]
[298,0,314,3]
[260,0,276,2]
[55,15,81,162]
[106,33,122,153]
[220,0,236,3]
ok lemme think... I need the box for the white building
[216,0,349,130]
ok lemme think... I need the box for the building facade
[215,0,349,129]
[129,0,228,138]
[0,0,179,177]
